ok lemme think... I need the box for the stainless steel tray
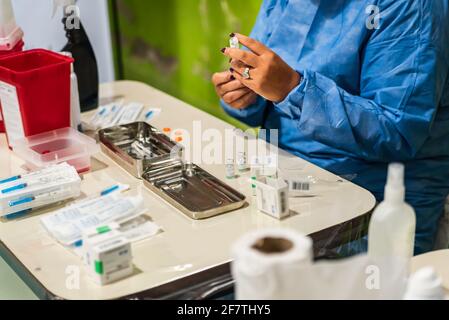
[142,161,246,220]
[99,122,183,178]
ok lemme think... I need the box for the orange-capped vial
[174,130,183,136]
[163,128,172,133]
[175,136,183,143]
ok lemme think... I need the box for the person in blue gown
[212,0,449,255]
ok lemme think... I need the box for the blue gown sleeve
[275,1,449,162]
[220,0,277,127]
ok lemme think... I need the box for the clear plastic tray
[13,127,100,173]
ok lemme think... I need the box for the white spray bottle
[60,51,81,131]
[368,163,416,262]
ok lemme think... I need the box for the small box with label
[254,176,290,220]
[82,225,133,286]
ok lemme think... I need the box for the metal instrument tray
[142,161,246,220]
[100,122,246,219]
[99,122,183,178]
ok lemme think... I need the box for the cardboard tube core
[252,237,294,254]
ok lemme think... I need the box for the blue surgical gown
[221,0,449,254]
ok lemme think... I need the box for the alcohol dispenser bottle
[61,51,81,131]
[368,163,416,261]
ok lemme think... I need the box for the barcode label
[291,181,310,191]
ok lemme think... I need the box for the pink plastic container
[13,127,100,173]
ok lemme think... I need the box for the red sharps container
[0,49,73,148]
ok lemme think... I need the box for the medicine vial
[237,151,248,172]
[226,158,235,179]
[230,36,239,49]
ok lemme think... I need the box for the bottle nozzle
[387,163,404,187]
[385,163,405,203]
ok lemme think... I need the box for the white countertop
[0,81,376,300]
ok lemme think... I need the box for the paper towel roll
[231,228,313,300]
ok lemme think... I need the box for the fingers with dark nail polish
[229,33,235,37]
[221,48,226,53]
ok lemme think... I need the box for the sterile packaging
[84,101,123,131]
[43,183,161,250]
[41,193,145,246]
[13,127,99,173]
[142,108,162,122]
[83,228,133,286]
[81,217,161,257]
[80,216,161,252]
[115,215,161,243]
[0,163,81,218]
[254,176,290,219]
[0,50,73,148]
[85,101,146,131]
[117,102,144,125]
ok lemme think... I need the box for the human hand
[221,33,301,103]
[212,70,258,109]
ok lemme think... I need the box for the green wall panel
[113,0,262,128]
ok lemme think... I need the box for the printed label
[290,181,311,191]
[0,81,24,144]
